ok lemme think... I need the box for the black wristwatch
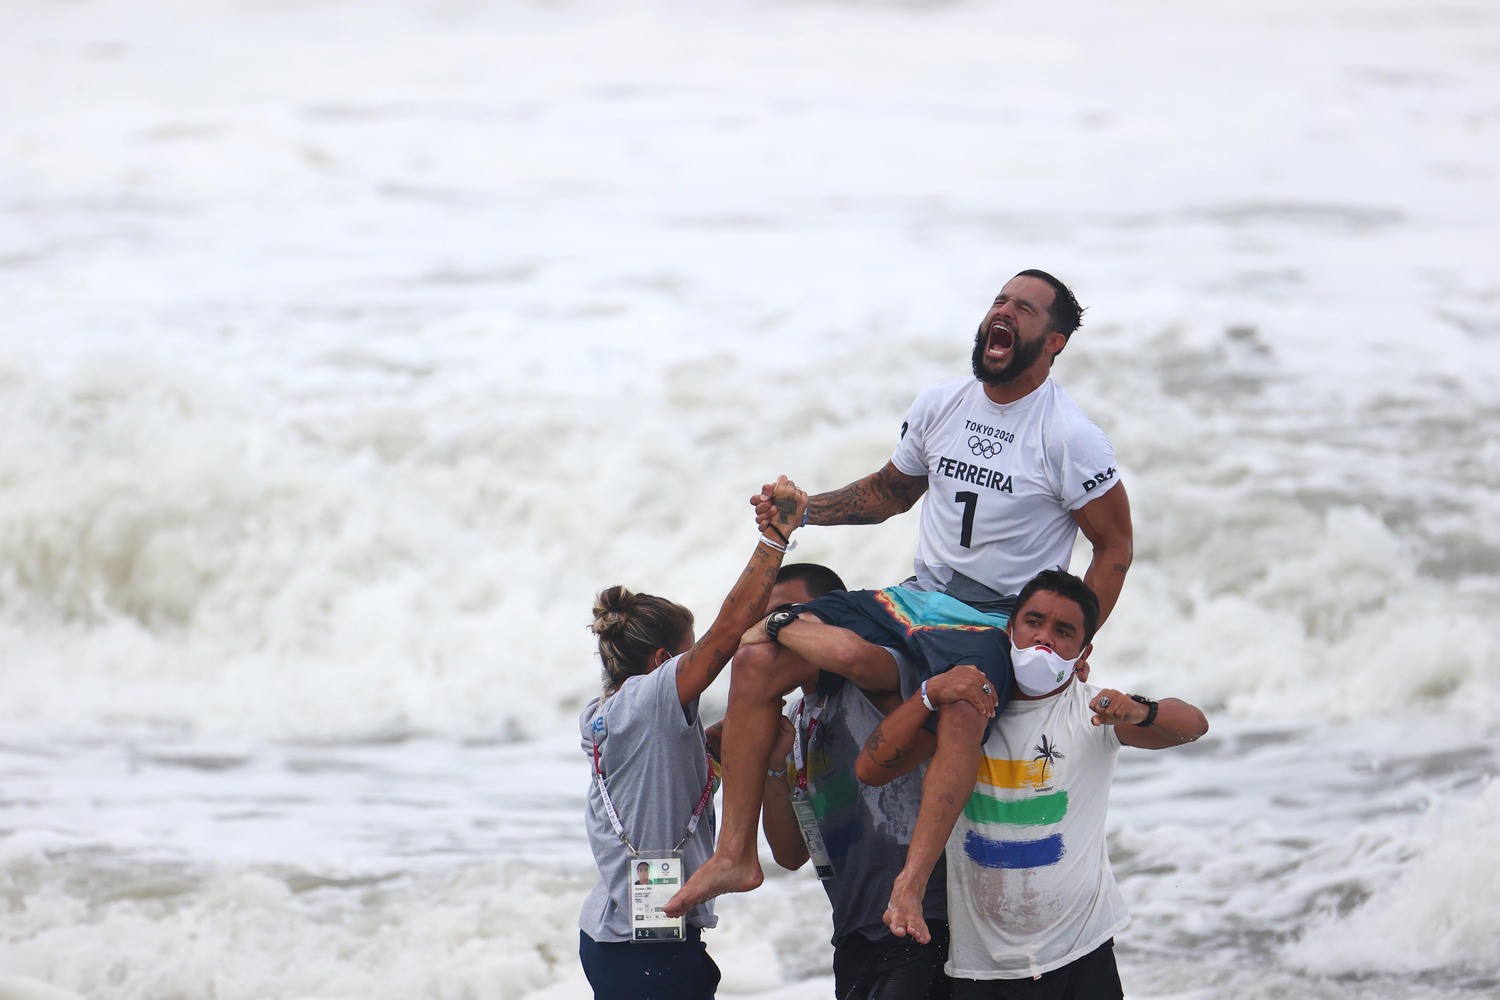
[1129,694,1159,727]
[764,605,803,645]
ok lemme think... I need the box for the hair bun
[590,585,636,637]
[590,586,694,695]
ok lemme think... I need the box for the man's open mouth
[986,321,1014,358]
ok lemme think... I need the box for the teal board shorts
[805,586,1014,732]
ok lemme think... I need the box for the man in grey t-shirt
[760,565,950,1000]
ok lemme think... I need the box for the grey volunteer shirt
[790,678,946,943]
[579,655,718,941]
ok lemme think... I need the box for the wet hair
[590,586,694,695]
[1013,570,1100,645]
[1014,269,1085,341]
[774,563,847,603]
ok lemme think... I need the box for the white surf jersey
[945,681,1130,980]
[890,377,1119,597]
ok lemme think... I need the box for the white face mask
[1010,638,1082,696]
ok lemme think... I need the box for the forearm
[760,770,809,870]
[807,462,926,527]
[678,481,806,703]
[854,694,935,786]
[685,538,784,685]
[709,538,786,647]
[716,482,807,641]
[1123,697,1209,749]
[777,620,901,696]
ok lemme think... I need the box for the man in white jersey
[789,268,1132,618]
[857,571,1208,999]
[669,269,1133,920]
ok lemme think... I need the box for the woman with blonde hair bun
[578,475,808,1000]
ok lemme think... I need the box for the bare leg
[665,641,816,915]
[885,700,985,944]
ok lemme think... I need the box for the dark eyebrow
[997,291,1039,313]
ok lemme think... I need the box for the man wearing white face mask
[856,570,1208,999]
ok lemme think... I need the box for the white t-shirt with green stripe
[945,680,1130,980]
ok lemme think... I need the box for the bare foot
[665,855,764,917]
[883,881,931,944]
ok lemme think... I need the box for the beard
[971,321,1048,386]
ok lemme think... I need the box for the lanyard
[792,695,827,796]
[591,723,715,855]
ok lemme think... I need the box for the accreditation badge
[629,853,685,942]
[791,796,835,881]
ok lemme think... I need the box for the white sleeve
[1054,418,1120,513]
[890,391,932,478]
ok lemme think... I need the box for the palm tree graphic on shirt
[1032,734,1064,781]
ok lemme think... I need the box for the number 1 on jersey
[955,491,978,548]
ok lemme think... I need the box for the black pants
[579,927,721,1000]
[833,921,952,1000]
[948,939,1122,1000]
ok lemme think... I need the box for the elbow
[1173,707,1209,744]
[1185,702,1208,739]
[855,756,895,788]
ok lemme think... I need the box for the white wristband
[920,679,935,712]
[758,535,789,553]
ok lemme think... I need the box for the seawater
[1,1,1497,997]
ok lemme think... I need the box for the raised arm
[753,462,927,531]
[676,477,808,707]
[1071,480,1133,629]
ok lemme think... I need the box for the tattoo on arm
[704,560,777,653]
[773,496,797,520]
[814,467,926,526]
[862,729,908,771]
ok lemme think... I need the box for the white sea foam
[1281,777,1500,978]
[1,0,1497,996]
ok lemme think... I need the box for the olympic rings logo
[968,435,1003,459]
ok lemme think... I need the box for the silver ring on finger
[981,684,992,696]
[1097,696,1111,709]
